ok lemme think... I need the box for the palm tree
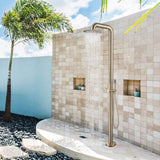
[101,0,160,33]
[2,0,73,122]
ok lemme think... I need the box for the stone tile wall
[52,7,160,154]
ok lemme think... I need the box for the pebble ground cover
[0,112,76,160]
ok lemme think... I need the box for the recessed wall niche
[123,80,141,97]
[73,78,85,91]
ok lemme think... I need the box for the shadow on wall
[0,56,52,119]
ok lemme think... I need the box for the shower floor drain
[79,135,87,139]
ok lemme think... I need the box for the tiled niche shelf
[73,78,85,91]
[123,80,141,97]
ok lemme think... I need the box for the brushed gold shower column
[90,23,116,147]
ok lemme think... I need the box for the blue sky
[0,0,159,58]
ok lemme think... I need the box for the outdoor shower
[84,23,116,147]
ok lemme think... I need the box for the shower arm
[90,23,116,147]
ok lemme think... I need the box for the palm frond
[101,0,107,18]
[124,2,160,34]
[140,0,142,8]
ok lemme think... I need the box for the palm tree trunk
[4,39,14,122]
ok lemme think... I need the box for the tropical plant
[101,0,160,33]
[2,0,73,122]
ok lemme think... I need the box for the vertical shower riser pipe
[90,23,116,147]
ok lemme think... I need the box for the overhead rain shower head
[83,29,102,33]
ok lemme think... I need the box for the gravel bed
[0,111,76,160]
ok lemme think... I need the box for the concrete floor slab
[36,119,160,160]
